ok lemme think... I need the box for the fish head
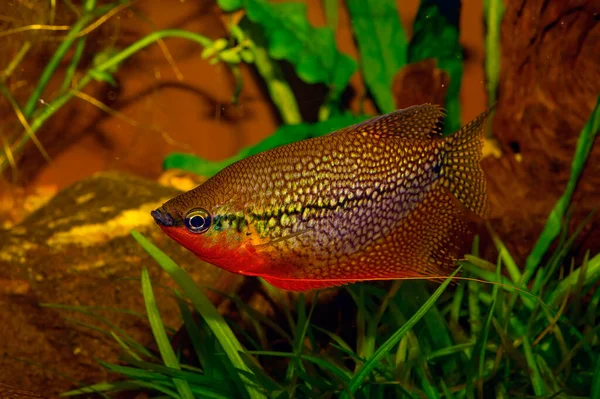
[151,183,268,275]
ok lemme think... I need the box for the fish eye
[184,208,211,234]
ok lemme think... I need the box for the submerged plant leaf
[141,269,194,399]
[346,0,407,113]
[163,114,368,176]
[218,0,356,96]
[408,0,462,134]
[343,269,459,397]
[132,231,266,399]
[483,0,504,106]
[524,96,600,283]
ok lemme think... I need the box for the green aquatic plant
[345,0,407,114]
[218,0,356,120]
[483,0,504,107]
[57,92,600,399]
[165,0,466,173]
[408,0,462,134]
[57,230,599,398]
[1,0,470,178]
[163,113,368,178]
[0,0,262,174]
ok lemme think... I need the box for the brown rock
[0,172,242,397]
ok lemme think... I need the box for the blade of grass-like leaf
[449,282,465,326]
[555,323,600,374]
[342,269,459,397]
[534,211,595,294]
[414,365,440,399]
[175,294,228,381]
[591,351,600,399]
[294,366,338,390]
[426,342,475,362]
[534,355,563,397]
[524,96,600,284]
[123,358,235,396]
[312,325,353,353]
[547,253,600,307]
[586,280,600,325]
[61,380,178,397]
[475,259,501,399]
[483,0,504,107]
[110,331,142,361]
[468,276,482,337]
[287,293,318,396]
[42,303,147,319]
[98,360,169,382]
[521,335,546,396]
[132,231,265,399]
[238,352,282,394]
[485,224,522,284]
[250,351,352,383]
[41,303,155,359]
[1,28,214,173]
[396,281,456,375]
[22,5,96,118]
[346,0,407,113]
[59,37,87,93]
[1,41,31,80]
[141,269,194,399]
[347,285,369,361]
[224,292,292,342]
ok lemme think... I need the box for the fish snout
[151,207,175,227]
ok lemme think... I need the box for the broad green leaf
[346,0,407,113]
[408,0,462,134]
[233,0,356,95]
[524,96,600,283]
[218,0,242,12]
[163,114,368,176]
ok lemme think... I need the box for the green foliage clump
[59,230,600,399]
[57,96,600,399]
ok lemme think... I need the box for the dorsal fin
[337,104,447,139]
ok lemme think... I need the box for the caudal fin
[440,108,492,218]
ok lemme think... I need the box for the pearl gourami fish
[151,104,490,291]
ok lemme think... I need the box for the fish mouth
[151,207,175,227]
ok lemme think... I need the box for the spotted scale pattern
[157,104,490,290]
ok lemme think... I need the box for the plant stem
[0,29,216,173]
[22,4,96,118]
[1,42,31,81]
[59,37,87,94]
[246,24,302,125]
